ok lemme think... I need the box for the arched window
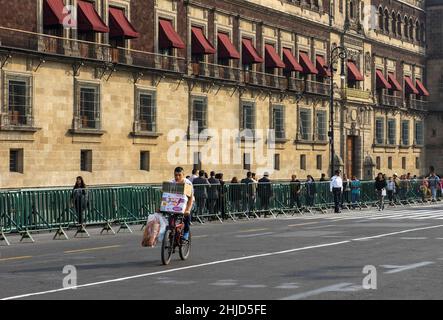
[384,9,390,33]
[416,21,420,41]
[391,12,397,35]
[397,13,402,37]
[421,23,425,43]
[409,18,414,39]
[378,7,384,31]
[404,17,409,38]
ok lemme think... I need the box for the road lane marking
[4,223,443,300]
[380,262,434,274]
[281,283,359,300]
[0,256,32,262]
[288,222,320,227]
[64,245,121,254]
[236,232,274,238]
[242,284,267,288]
[192,235,208,239]
[237,228,269,233]
[399,237,428,240]
[275,283,299,289]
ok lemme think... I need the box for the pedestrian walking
[71,176,88,229]
[305,175,316,208]
[386,177,396,205]
[289,174,302,209]
[208,171,220,215]
[428,172,441,202]
[192,171,209,216]
[375,173,387,211]
[393,173,400,204]
[350,176,361,209]
[330,170,343,213]
[257,172,273,213]
[229,177,242,213]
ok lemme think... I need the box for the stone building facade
[0,0,434,188]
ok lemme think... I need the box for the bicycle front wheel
[179,232,191,260]
[161,228,174,265]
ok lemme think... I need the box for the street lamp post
[328,46,347,179]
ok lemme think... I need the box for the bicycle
[161,212,191,265]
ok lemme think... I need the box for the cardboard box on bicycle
[160,182,192,213]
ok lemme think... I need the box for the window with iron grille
[244,153,251,171]
[136,90,156,132]
[241,101,255,132]
[316,155,322,170]
[387,119,396,145]
[388,156,392,169]
[140,151,150,171]
[193,152,202,171]
[9,149,23,173]
[76,82,100,130]
[401,120,410,145]
[272,105,285,139]
[274,154,280,171]
[80,150,93,172]
[415,121,424,145]
[375,118,384,144]
[316,111,327,141]
[402,157,406,170]
[299,109,311,140]
[416,157,420,169]
[376,156,381,170]
[191,97,208,134]
[5,75,32,127]
[300,154,306,170]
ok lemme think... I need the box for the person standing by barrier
[207,171,220,215]
[393,173,400,204]
[320,173,327,182]
[386,177,396,206]
[241,172,256,214]
[189,169,199,183]
[305,175,316,208]
[71,176,88,229]
[330,170,343,213]
[341,174,351,209]
[229,177,242,213]
[215,173,226,219]
[428,172,441,202]
[192,171,209,217]
[375,173,387,211]
[290,175,302,209]
[258,172,273,214]
[350,176,361,209]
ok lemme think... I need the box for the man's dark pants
[333,188,342,213]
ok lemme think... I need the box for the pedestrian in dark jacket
[290,174,302,209]
[215,173,226,219]
[192,171,210,216]
[241,172,256,213]
[375,172,387,211]
[305,175,316,207]
[71,176,88,227]
[208,171,220,215]
[229,177,242,213]
[258,172,273,212]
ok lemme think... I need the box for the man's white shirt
[330,175,343,192]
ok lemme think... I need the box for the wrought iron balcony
[343,87,371,100]
[191,62,242,82]
[378,94,404,108]
[408,98,428,111]
[304,80,330,96]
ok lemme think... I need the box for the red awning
[316,55,331,77]
[376,70,392,89]
[347,61,364,81]
[109,7,139,39]
[388,73,402,91]
[217,33,240,59]
[158,19,185,49]
[298,52,318,74]
[77,0,109,33]
[242,39,263,64]
[191,27,215,55]
[44,0,67,26]
[282,48,303,72]
[265,44,285,68]
[404,76,419,94]
[415,79,430,96]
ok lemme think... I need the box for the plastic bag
[141,213,167,248]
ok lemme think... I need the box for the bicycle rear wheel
[179,232,191,260]
[161,228,174,265]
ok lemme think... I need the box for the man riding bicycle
[171,167,194,240]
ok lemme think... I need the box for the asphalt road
[1,203,443,300]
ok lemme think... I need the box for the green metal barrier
[0,179,435,237]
